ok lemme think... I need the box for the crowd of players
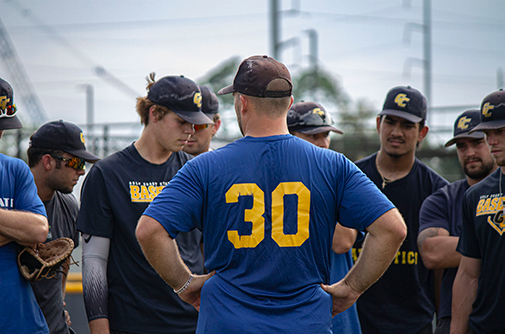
[1,54,504,334]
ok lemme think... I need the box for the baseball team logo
[80,132,86,145]
[476,194,505,235]
[193,92,202,108]
[457,116,471,130]
[482,102,494,118]
[0,95,10,110]
[311,108,324,117]
[394,93,410,108]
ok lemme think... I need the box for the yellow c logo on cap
[482,102,494,118]
[312,108,324,117]
[457,116,471,130]
[394,93,410,108]
[193,92,202,108]
[0,96,10,109]
[80,132,86,145]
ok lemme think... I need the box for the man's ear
[42,154,54,171]
[211,119,222,135]
[418,124,429,142]
[149,106,159,123]
[376,116,382,134]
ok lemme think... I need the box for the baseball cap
[379,86,427,123]
[444,109,485,147]
[199,85,219,117]
[0,78,23,130]
[470,89,505,133]
[287,101,343,135]
[30,120,100,162]
[147,75,213,125]
[217,55,292,98]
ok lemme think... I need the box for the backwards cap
[217,55,292,98]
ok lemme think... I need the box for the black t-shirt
[353,153,448,334]
[77,144,203,333]
[31,191,79,334]
[419,179,468,320]
[458,168,505,333]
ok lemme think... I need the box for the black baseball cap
[217,55,292,98]
[0,78,22,130]
[379,86,427,123]
[444,109,485,147]
[147,75,213,125]
[30,120,100,162]
[199,85,219,117]
[287,101,343,135]
[470,89,505,133]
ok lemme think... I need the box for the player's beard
[464,157,495,181]
[46,173,74,194]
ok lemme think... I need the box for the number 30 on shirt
[226,182,310,249]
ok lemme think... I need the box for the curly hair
[136,72,172,125]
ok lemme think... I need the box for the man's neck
[376,149,416,181]
[134,129,173,164]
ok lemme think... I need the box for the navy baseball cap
[199,85,219,117]
[379,86,427,123]
[147,76,213,125]
[470,89,505,133]
[30,120,100,162]
[0,78,22,130]
[287,101,343,135]
[217,55,292,98]
[444,109,485,147]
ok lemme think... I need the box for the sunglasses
[0,104,17,118]
[194,124,211,132]
[50,155,86,171]
[298,109,333,127]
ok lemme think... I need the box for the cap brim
[469,120,505,133]
[444,132,485,147]
[173,110,214,125]
[0,116,23,130]
[65,149,100,163]
[294,125,344,135]
[379,109,423,123]
[217,84,234,95]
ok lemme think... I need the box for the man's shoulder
[354,153,375,169]
[54,191,79,207]
[466,168,499,198]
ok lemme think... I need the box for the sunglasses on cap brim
[0,104,17,118]
[293,109,334,127]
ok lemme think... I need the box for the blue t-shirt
[458,168,505,334]
[419,179,468,320]
[144,135,394,334]
[353,153,448,334]
[77,144,203,334]
[0,154,48,334]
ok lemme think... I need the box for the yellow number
[226,184,265,248]
[226,182,311,248]
[272,182,310,247]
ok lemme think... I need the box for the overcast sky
[1,0,504,144]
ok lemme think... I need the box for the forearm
[345,208,406,293]
[451,261,479,334]
[89,318,110,334]
[136,215,192,290]
[82,235,110,323]
[420,235,461,269]
[0,209,48,245]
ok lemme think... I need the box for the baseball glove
[17,237,74,282]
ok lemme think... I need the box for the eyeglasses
[194,124,211,132]
[0,104,17,118]
[50,155,86,171]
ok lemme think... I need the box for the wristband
[174,274,193,295]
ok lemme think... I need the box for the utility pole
[498,68,504,89]
[271,0,280,59]
[423,0,432,108]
